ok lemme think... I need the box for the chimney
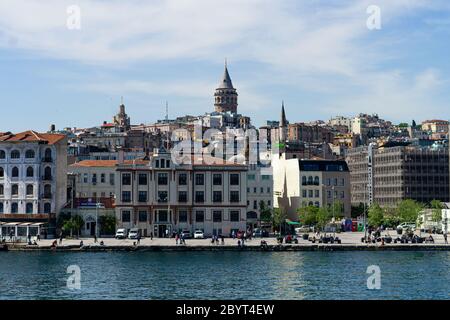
[50,124,56,132]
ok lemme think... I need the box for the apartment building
[0,131,67,232]
[246,164,273,229]
[115,150,248,237]
[346,144,449,207]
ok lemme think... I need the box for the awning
[285,219,301,226]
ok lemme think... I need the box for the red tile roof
[0,130,66,145]
[71,159,150,168]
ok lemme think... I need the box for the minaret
[279,101,287,143]
[214,60,238,113]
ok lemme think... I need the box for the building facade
[346,145,450,207]
[0,131,67,234]
[115,151,248,237]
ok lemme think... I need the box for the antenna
[165,101,169,123]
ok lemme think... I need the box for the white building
[246,164,273,229]
[0,131,67,237]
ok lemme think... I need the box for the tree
[327,201,344,220]
[297,206,318,226]
[316,208,331,231]
[351,203,365,218]
[62,219,75,238]
[368,203,384,227]
[100,215,117,235]
[396,199,423,224]
[272,208,287,233]
[259,201,272,224]
[431,200,443,224]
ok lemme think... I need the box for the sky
[0,0,450,132]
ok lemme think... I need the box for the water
[1,251,449,300]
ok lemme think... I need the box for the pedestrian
[175,233,179,245]
[9,230,13,241]
[444,233,448,244]
[37,233,40,241]
[137,234,141,245]
[165,229,169,238]
[150,232,153,240]
[59,232,63,245]
[237,239,241,247]
[232,230,236,239]
[27,234,31,244]
[182,233,186,245]
[94,234,97,243]
[221,235,225,245]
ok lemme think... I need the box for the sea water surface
[0,251,449,300]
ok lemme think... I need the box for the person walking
[444,233,448,244]
[175,233,179,245]
[150,232,153,240]
[165,229,169,238]
[59,232,63,245]
[137,234,141,245]
[221,235,225,245]
[94,234,97,243]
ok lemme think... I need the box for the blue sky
[0,0,450,132]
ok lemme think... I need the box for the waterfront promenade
[3,231,450,251]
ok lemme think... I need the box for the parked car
[193,230,204,239]
[115,228,126,239]
[396,222,416,231]
[295,226,312,234]
[181,230,192,239]
[128,228,139,239]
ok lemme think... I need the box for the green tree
[259,201,272,224]
[71,215,85,238]
[431,200,443,224]
[316,208,331,231]
[368,203,384,227]
[272,208,287,233]
[397,199,423,224]
[100,215,117,235]
[351,203,365,218]
[297,206,318,226]
[62,219,75,238]
[328,201,344,220]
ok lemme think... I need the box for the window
[158,173,168,185]
[122,173,131,185]
[340,178,345,186]
[0,184,3,195]
[11,184,18,196]
[158,210,168,222]
[302,176,307,185]
[213,191,222,203]
[0,150,5,159]
[0,167,3,178]
[262,175,270,181]
[92,173,97,184]
[230,211,240,222]
[315,190,320,198]
[158,191,168,203]
[110,173,115,185]
[314,176,320,185]
[160,159,165,168]
[179,210,188,223]
[308,190,313,197]
[327,190,332,199]
[155,160,160,168]
[25,150,35,159]
[178,173,187,185]
[138,191,147,203]
[26,184,33,196]
[0,202,3,213]
[195,174,204,185]
[44,148,52,161]
[230,191,240,202]
[83,173,88,183]
[138,211,147,222]
[333,178,338,186]
[12,167,19,178]
[340,191,345,199]
[26,203,33,214]
[178,191,187,203]
[26,166,34,177]
[122,211,131,222]
[213,210,222,222]
[247,174,255,181]
[138,174,147,185]
[44,203,51,213]
[44,184,51,197]
[308,176,313,185]
[11,150,20,159]
[253,200,257,209]
[213,174,222,185]
[44,167,52,180]
[195,191,204,203]
[122,191,131,203]
[230,174,239,185]
[195,211,204,222]
[260,187,264,193]
[268,200,271,206]
[302,190,307,197]
[166,159,170,168]
[267,187,271,193]
[101,174,105,183]
[11,202,18,213]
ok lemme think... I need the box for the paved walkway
[9,231,449,248]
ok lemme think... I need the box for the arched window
[314,176,320,185]
[11,184,18,195]
[44,184,51,197]
[11,150,20,159]
[314,202,320,207]
[44,203,51,214]
[0,167,3,178]
[307,176,313,185]
[0,150,5,159]
[44,148,52,161]
[12,167,19,177]
[44,167,52,180]
[11,202,18,213]
[308,201,314,206]
[26,184,33,196]
[26,203,33,214]
[0,202,3,213]
[26,166,34,177]
[301,176,307,185]
[25,150,35,159]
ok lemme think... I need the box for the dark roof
[299,159,349,172]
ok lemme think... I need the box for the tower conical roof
[280,101,287,127]
[218,63,234,89]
